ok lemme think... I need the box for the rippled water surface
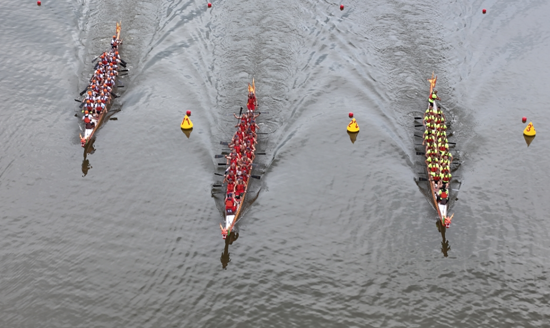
[1,0,549,327]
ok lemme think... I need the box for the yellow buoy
[181,115,193,130]
[523,122,536,136]
[347,118,360,133]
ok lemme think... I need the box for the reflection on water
[181,128,193,139]
[220,232,239,270]
[81,137,96,177]
[347,131,358,144]
[524,135,535,147]
[436,220,451,257]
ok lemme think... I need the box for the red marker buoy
[349,112,353,118]
[522,116,527,123]
[340,4,344,11]
[208,2,212,8]
[482,9,486,14]
[37,0,41,5]
[186,110,191,116]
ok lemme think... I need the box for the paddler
[424,113,435,127]
[82,111,92,124]
[422,130,435,146]
[226,180,235,196]
[223,171,236,185]
[441,172,452,189]
[428,162,439,173]
[438,142,449,155]
[234,179,246,202]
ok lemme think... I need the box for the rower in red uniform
[247,92,257,111]
[226,181,235,196]
[235,179,246,202]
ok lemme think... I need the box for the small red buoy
[208,2,212,8]
[482,9,486,14]
[340,4,344,11]
[37,0,41,5]
[348,112,353,118]
[186,110,191,116]
[522,116,527,123]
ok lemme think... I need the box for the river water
[1,0,549,327]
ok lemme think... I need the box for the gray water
[1,0,549,327]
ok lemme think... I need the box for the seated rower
[223,171,236,184]
[82,111,92,123]
[431,170,442,185]
[422,131,434,146]
[225,162,237,175]
[428,162,439,173]
[234,179,246,202]
[442,152,453,165]
[226,181,235,196]
[424,114,435,126]
[438,143,449,155]
[441,172,452,189]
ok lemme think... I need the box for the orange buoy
[208,2,212,8]
[37,1,41,5]
[482,9,486,14]
[340,4,344,11]
[522,116,527,123]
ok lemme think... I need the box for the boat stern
[220,215,235,239]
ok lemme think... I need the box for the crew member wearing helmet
[82,111,91,124]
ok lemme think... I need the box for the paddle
[415,124,424,127]
[74,99,82,103]
[417,177,429,181]
[215,155,225,159]
[119,62,127,68]
[79,88,89,96]
[91,56,99,63]
[212,184,223,188]
[416,152,425,155]
[220,141,229,146]
[111,92,119,98]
